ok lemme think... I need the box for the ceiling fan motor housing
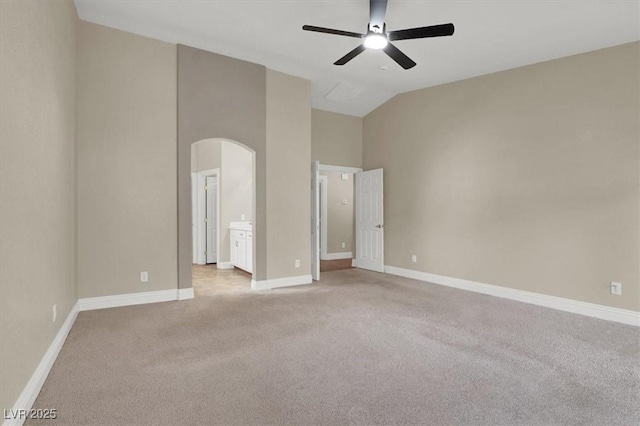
[369,23,386,35]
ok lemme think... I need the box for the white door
[206,176,218,264]
[356,169,384,272]
[311,161,320,281]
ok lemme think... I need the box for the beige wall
[77,22,178,297]
[364,42,640,311]
[0,0,77,412]
[266,70,312,279]
[191,139,221,172]
[220,141,253,263]
[320,171,355,255]
[311,109,360,259]
[312,109,363,168]
[178,45,267,284]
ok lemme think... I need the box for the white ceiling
[75,0,640,117]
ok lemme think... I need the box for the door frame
[319,175,328,260]
[193,168,220,265]
[192,173,198,264]
[312,163,363,279]
[311,161,320,281]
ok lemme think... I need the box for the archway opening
[190,138,256,297]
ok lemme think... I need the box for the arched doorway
[190,138,256,296]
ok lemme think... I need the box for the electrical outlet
[610,282,622,295]
[295,259,300,268]
[341,242,346,249]
[241,214,246,221]
[411,255,417,263]
[141,271,149,283]
[53,304,57,323]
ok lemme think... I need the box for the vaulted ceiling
[75,0,640,117]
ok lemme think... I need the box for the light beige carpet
[29,269,639,425]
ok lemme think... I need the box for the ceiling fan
[302,0,454,70]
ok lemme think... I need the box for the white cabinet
[230,224,252,274]
[237,232,247,270]
[230,239,237,266]
[246,231,253,273]
[231,230,246,269]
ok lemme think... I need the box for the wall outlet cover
[610,281,622,295]
[53,304,57,323]
[141,271,149,282]
[411,255,417,263]
[295,259,300,268]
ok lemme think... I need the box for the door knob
[375,224,384,229]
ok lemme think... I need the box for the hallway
[192,264,251,297]
[320,259,353,272]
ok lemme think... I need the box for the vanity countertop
[229,221,252,232]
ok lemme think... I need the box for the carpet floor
[29,269,639,425]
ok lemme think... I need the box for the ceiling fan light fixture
[364,33,388,50]
[302,0,454,69]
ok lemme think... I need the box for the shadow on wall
[191,138,255,271]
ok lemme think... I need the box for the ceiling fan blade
[334,44,367,66]
[388,23,455,41]
[369,0,388,31]
[302,25,364,38]
[383,43,416,69]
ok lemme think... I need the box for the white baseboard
[216,262,234,270]
[384,265,640,327]
[78,289,179,311]
[3,301,79,426]
[177,287,195,300]
[321,252,353,261]
[251,275,313,290]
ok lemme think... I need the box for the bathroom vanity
[229,221,252,273]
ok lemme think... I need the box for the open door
[311,161,320,281]
[355,168,384,272]
[206,176,218,264]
